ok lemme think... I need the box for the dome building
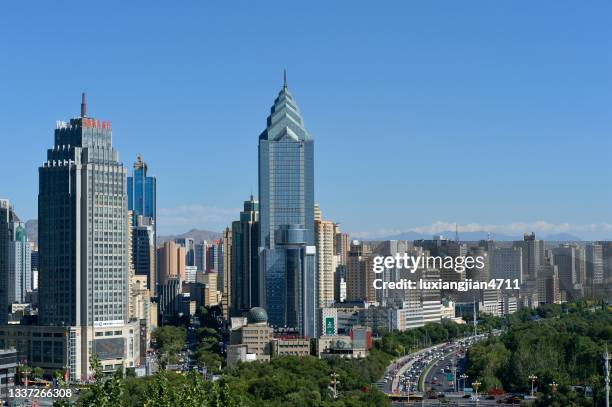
[246,307,268,325]
[227,307,273,365]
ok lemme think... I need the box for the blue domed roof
[246,307,268,324]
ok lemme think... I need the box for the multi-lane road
[377,334,485,396]
[377,331,528,405]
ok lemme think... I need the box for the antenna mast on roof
[80,92,87,117]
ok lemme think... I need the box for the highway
[377,334,485,396]
[377,331,529,405]
[421,344,465,393]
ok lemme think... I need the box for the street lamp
[550,381,558,395]
[460,374,468,394]
[528,374,537,397]
[403,377,410,402]
[330,372,340,399]
[472,380,482,401]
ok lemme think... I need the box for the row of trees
[75,355,241,406]
[73,318,478,406]
[195,306,225,374]
[151,325,187,368]
[218,320,477,406]
[466,303,611,406]
[17,364,44,383]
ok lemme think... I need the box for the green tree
[152,326,187,365]
[78,354,125,407]
[466,304,611,405]
[31,366,44,379]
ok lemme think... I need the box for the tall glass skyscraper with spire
[258,74,316,337]
[127,155,157,292]
[127,155,156,221]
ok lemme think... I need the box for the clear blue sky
[1,1,611,239]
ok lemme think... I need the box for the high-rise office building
[258,74,316,336]
[231,197,260,316]
[315,211,336,309]
[127,156,156,293]
[551,244,585,298]
[37,95,139,378]
[30,244,39,292]
[334,265,347,303]
[332,225,349,305]
[127,211,156,344]
[157,241,186,286]
[206,240,222,275]
[490,247,523,284]
[574,244,587,287]
[261,225,316,336]
[127,155,156,221]
[213,240,224,292]
[131,215,156,291]
[513,233,545,280]
[537,264,561,304]
[7,214,32,305]
[600,242,612,283]
[175,238,196,268]
[159,277,182,319]
[195,241,208,273]
[0,201,32,309]
[334,228,349,267]
[421,268,442,323]
[0,200,14,324]
[346,241,375,302]
[221,228,232,319]
[415,235,465,283]
[127,211,134,278]
[313,204,321,223]
[466,246,489,282]
[39,95,129,326]
[184,266,197,283]
[585,243,604,285]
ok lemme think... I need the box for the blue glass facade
[258,79,316,337]
[127,155,157,293]
[127,155,156,221]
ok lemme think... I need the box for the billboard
[94,338,126,360]
[325,317,335,335]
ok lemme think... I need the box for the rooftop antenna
[283,69,288,89]
[80,92,87,117]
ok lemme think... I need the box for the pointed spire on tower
[283,69,288,90]
[80,92,87,118]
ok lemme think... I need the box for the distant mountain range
[22,220,585,246]
[370,230,583,242]
[25,220,38,244]
[158,229,222,244]
[25,220,221,246]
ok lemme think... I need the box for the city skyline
[0,3,608,405]
[1,2,612,239]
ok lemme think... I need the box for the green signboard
[325,317,335,335]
